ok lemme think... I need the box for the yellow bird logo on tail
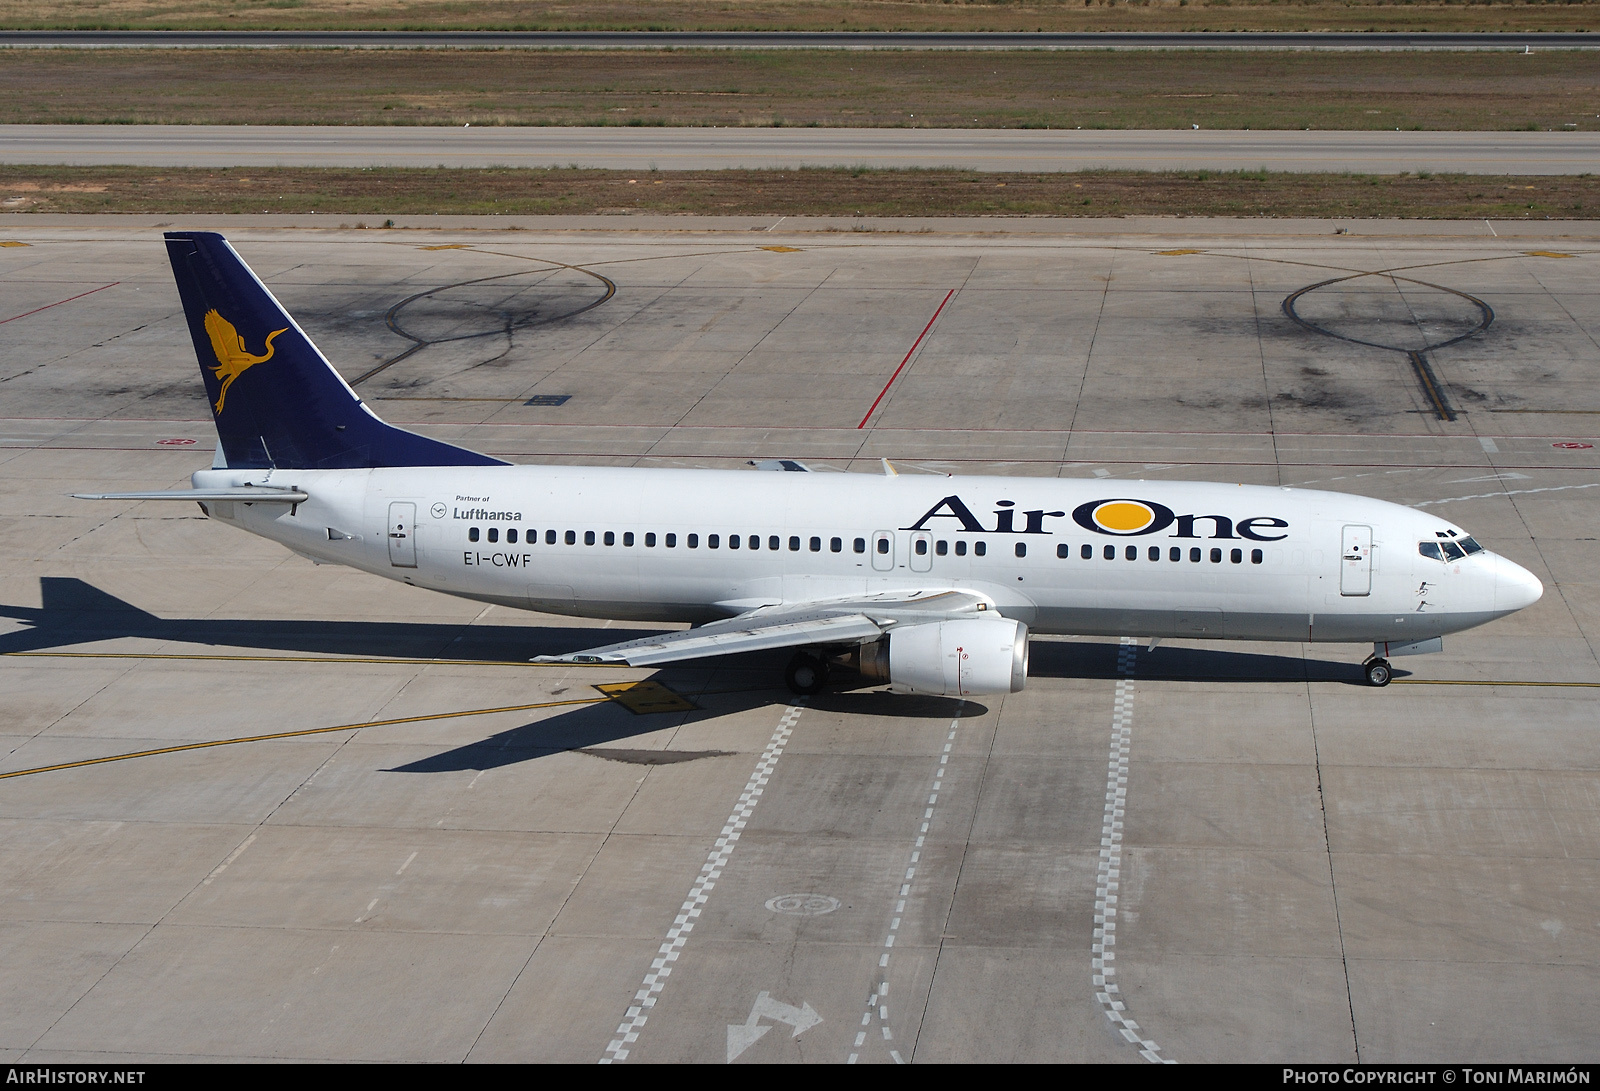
[203,309,287,413]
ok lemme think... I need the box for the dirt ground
[2,165,1593,218]
[3,48,1598,131]
[4,0,1600,32]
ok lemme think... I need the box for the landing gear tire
[1364,657,1392,688]
[785,651,829,696]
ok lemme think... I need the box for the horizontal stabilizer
[73,487,308,503]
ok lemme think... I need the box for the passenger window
[688,534,699,548]
[645,532,656,547]
[955,541,968,556]
[584,531,596,546]
[1170,547,1181,562]
[789,536,801,552]
[1190,547,1202,562]
[1148,546,1160,561]
[728,534,740,550]
[468,527,480,542]
[831,537,842,553]
[1418,541,1442,560]
[1251,549,1263,564]
[810,536,821,552]
[546,529,557,545]
[1057,543,1069,559]
[1210,548,1223,563]
[487,528,499,543]
[1015,543,1027,558]
[770,536,781,551]
[974,542,987,557]
[1459,536,1484,555]
[1103,545,1115,560]
[1441,541,1465,561]
[1124,545,1136,561]
[876,538,889,554]
[916,539,929,556]
[854,538,866,554]
[604,531,615,546]
[1081,544,1092,560]
[751,535,761,550]
[936,540,948,556]
[708,534,719,549]
[565,530,576,545]
[624,532,635,547]
[666,533,677,548]
[1231,548,1242,564]
[507,529,518,544]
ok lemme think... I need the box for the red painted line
[856,289,955,430]
[0,283,119,326]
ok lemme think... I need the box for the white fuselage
[192,465,1540,646]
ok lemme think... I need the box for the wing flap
[533,612,886,667]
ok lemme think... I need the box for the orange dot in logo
[1093,501,1155,534]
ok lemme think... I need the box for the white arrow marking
[727,991,822,1062]
[726,1022,770,1063]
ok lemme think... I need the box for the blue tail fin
[164,231,506,470]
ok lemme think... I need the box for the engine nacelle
[856,618,1028,697]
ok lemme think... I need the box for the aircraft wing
[532,588,993,667]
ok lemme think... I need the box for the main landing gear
[785,651,830,696]
[1363,656,1393,688]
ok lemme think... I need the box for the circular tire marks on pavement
[1282,273,1493,423]
[353,259,616,385]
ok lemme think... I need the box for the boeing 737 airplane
[77,233,1543,695]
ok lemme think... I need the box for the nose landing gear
[1363,657,1392,687]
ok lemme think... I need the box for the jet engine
[852,617,1028,697]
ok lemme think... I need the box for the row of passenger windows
[465,525,1263,564]
[1058,543,1265,564]
[470,527,865,552]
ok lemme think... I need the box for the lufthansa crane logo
[203,310,286,414]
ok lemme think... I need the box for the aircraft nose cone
[1495,555,1544,613]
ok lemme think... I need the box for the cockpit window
[1458,536,1484,555]
[1418,541,1442,561]
[1440,541,1465,561]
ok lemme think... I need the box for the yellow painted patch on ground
[760,245,803,253]
[1525,251,1574,259]
[1156,249,1204,256]
[0,241,29,247]
[595,680,698,714]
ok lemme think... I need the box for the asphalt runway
[7,124,1599,174]
[4,30,1599,50]
[1,217,1598,1063]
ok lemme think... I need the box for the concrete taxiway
[0,217,1597,1063]
[6,125,1599,175]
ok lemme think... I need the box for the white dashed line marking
[1093,639,1175,1065]
[600,703,806,1064]
[847,707,964,1065]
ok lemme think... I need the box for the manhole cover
[765,894,841,916]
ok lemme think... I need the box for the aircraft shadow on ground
[0,577,665,662]
[1028,639,1384,686]
[1,580,1380,775]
